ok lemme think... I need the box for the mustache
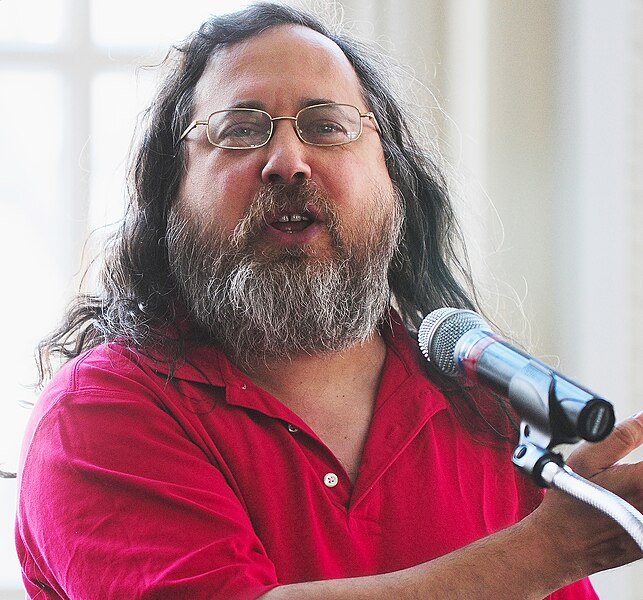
[229,180,341,248]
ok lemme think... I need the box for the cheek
[327,151,395,218]
[178,153,260,230]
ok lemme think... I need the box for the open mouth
[270,212,316,234]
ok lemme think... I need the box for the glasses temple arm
[178,120,208,143]
[362,112,381,134]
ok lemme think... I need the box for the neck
[242,330,388,410]
[242,329,388,483]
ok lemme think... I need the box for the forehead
[193,24,366,111]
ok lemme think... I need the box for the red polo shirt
[16,314,596,599]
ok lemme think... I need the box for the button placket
[281,423,346,496]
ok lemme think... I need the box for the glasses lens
[297,104,362,146]
[207,109,271,148]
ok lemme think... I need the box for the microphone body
[418,308,615,445]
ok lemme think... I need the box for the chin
[252,235,337,263]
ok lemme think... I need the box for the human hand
[529,412,643,583]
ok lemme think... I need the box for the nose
[261,120,312,185]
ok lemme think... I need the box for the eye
[297,104,361,145]
[208,110,271,147]
[303,119,347,139]
[220,122,267,139]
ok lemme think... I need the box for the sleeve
[550,579,599,599]
[16,361,279,600]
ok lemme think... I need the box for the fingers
[529,412,643,578]
[567,411,643,477]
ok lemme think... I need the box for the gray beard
[166,181,404,369]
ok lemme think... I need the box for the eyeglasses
[178,103,379,149]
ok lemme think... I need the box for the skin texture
[178,24,643,598]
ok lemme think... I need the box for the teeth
[275,213,311,223]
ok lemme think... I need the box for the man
[16,3,642,599]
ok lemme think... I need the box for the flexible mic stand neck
[513,435,643,552]
[541,459,643,551]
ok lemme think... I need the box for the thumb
[567,411,643,478]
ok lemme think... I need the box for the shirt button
[323,473,339,488]
[287,424,299,433]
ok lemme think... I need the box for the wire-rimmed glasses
[178,102,379,149]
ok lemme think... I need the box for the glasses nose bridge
[267,114,302,144]
[270,115,298,124]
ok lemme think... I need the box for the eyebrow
[227,97,338,113]
[301,97,336,108]
[229,100,266,110]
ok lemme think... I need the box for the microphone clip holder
[509,368,643,551]
[512,438,643,552]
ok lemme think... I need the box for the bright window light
[90,70,157,233]
[0,69,68,591]
[0,0,65,45]
[91,0,251,47]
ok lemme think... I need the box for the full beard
[166,180,404,369]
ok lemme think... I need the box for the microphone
[417,307,615,446]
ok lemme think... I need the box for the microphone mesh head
[417,308,489,376]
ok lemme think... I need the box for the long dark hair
[38,3,483,406]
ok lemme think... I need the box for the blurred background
[1,0,641,597]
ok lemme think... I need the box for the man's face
[169,25,403,366]
[176,24,397,256]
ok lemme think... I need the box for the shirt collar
[136,309,445,412]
